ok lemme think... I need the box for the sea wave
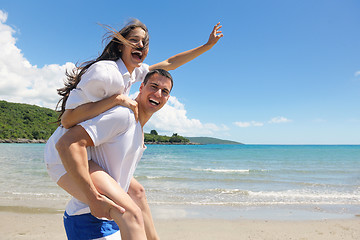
[248,190,360,201]
[135,175,190,181]
[149,200,360,206]
[146,188,360,206]
[191,168,252,173]
[1,191,69,200]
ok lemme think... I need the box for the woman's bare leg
[128,178,160,240]
[57,172,91,207]
[57,162,147,240]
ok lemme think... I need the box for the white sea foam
[2,191,69,199]
[144,176,163,179]
[191,168,250,173]
[248,190,360,201]
[147,188,360,206]
[149,200,360,206]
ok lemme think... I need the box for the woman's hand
[115,94,139,122]
[205,22,224,48]
[88,193,126,220]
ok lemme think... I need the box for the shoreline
[0,211,359,240]
[1,201,358,221]
[1,140,358,145]
[0,138,47,143]
[0,138,201,145]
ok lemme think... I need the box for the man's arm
[56,125,124,218]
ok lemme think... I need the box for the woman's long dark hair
[56,19,149,123]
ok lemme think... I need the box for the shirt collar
[115,58,136,81]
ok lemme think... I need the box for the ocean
[0,143,359,220]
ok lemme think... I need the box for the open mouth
[131,50,143,61]
[149,98,159,106]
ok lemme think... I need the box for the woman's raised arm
[149,22,223,71]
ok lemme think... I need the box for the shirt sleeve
[66,61,125,109]
[79,106,132,146]
[134,63,150,83]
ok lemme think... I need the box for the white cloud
[144,96,229,136]
[0,10,74,109]
[234,121,264,128]
[268,116,292,124]
[234,116,291,128]
[0,10,8,23]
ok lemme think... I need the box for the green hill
[0,100,242,145]
[0,100,191,143]
[144,130,190,144]
[186,137,243,145]
[0,100,59,140]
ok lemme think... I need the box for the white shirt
[65,106,146,216]
[44,59,149,166]
[66,59,149,109]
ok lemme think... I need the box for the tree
[150,130,158,135]
[169,133,182,143]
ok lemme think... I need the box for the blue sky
[0,0,359,144]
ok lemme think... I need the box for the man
[56,69,173,239]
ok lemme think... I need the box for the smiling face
[138,73,172,114]
[120,27,149,73]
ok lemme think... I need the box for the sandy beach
[1,211,359,240]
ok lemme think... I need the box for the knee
[129,183,146,201]
[124,205,144,227]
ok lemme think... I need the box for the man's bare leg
[128,177,160,240]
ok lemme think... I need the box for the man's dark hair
[143,69,173,91]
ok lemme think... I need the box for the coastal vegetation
[0,100,59,140]
[0,100,241,145]
[0,100,191,144]
[144,130,190,144]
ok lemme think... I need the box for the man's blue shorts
[63,211,119,240]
